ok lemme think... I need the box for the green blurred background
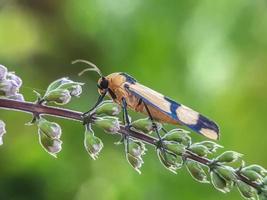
[0,0,267,199]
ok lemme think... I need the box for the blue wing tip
[189,115,220,140]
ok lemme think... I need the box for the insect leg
[82,90,107,124]
[122,98,131,127]
[143,102,162,139]
[83,90,107,116]
[143,101,168,158]
[121,98,131,153]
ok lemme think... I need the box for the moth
[73,60,220,141]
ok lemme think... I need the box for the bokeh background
[0,0,267,199]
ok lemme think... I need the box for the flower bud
[0,79,19,97]
[186,160,209,183]
[158,149,183,173]
[126,153,143,174]
[128,139,146,157]
[45,78,72,93]
[57,81,83,97]
[214,166,236,182]
[0,65,7,80]
[240,169,263,184]
[94,116,120,133]
[37,118,62,139]
[264,176,267,185]
[189,144,210,157]
[163,129,191,146]
[84,128,103,160]
[243,165,267,176]
[210,171,232,193]
[44,89,71,105]
[38,128,62,157]
[0,120,6,146]
[215,151,243,163]
[95,101,121,116]
[165,142,186,156]
[131,118,161,134]
[197,141,223,153]
[236,180,257,199]
[6,72,22,88]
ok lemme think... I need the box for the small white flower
[0,79,19,97]
[47,139,63,154]
[6,72,22,88]
[8,93,25,101]
[50,123,62,139]
[0,120,6,146]
[0,65,7,80]
[69,85,82,97]
[58,90,72,104]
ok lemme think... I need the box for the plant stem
[0,98,261,192]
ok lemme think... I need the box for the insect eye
[100,78,109,89]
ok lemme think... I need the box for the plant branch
[0,98,262,192]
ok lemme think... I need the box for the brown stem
[0,98,262,192]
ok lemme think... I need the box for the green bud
[38,129,62,158]
[37,118,62,139]
[157,149,183,173]
[163,129,191,146]
[165,142,186,156]
[241,169,263,184]
[95,101,121,116]
[126,153,143,174]
[94,116,120,133]
[186,160,209,183]
[215,151,243,163]
[84,128,103,160]
[210,171,233,193]
[44,89,71,105]
[264,176,267,185]
[131,118,162,134]
[189,144,210,157]
[197,141,223,153]
[214,166,236,182]
[128,139,146,157]
[236,180,258,200]
[243,165,267,176]
[45,78,72,93]
[0,120,6,146]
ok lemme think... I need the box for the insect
[73,60,220,142]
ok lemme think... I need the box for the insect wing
[127,83,219,140]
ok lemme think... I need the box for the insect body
[74,60,220,140]
[99,72,219,140]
